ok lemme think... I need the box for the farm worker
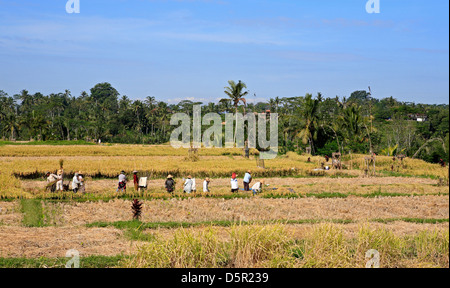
[72,172,81,193]
[192,177,197,193]
[117,170,127,193]
[46,172,59,183]
[78,171,85,193]
[203,178,210,193]
[231,173,239,193]
[46,171,59,193]
[251,180,265,194]
[56,169,64,191]
[184,175,193,194]
[133,171,139,191]
[165,175,175,193]
[243,170,252,191]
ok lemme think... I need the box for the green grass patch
[0,255,128,268]
[379,170,440,180]
[356,191,448,198]
[87,220,246,231]
[371,218,449,224]
[306,192,349,198]
[20,199,46,227]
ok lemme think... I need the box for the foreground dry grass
[0,222,447,264]
[124,223,449,268]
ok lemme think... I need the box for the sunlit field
[0,144,448,268]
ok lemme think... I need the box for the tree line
[0,82,448,163]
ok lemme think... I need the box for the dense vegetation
[1,82,448,163]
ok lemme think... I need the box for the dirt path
[0,201,21,226]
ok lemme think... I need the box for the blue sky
[0,0,448,104]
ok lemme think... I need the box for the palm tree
[339,103,369,152]
[297,94,320,154]
[0,96,19,140]
[223,80,249,143]
[274,96,281,113]
[224,80,248,112]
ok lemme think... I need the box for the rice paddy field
[0,144,448,268]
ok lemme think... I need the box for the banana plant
[380,144,406,156]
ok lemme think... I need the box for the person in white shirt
[56,169,64,191]
[203,178,210,193]
[117,171,127,193]
[231,173,239,193]
[46,172,59,192]
[251,180,265,194]
[184,175,193,194]
[192,178,197,193]
[46,172,59,183]
[72,172,81,193]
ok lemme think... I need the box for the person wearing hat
[72,172,81,193]
[165,175,175,193]
[133,171,139,191]
[183,175,193,194]
[56,169,64,192]
[230,172,239,193]
[243,170,252,191]
[203,177,211,193]
[117,170,127,193]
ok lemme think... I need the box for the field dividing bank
[6,196,443,226]
[87,218,449,231]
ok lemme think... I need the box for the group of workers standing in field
[163,170,264,194]
[114,170,265,195]
[45,169,84,193]
[46,168,265,195]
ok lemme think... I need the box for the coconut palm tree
[223,80,249,143]
[224,80,248,112]
[297,94,320,154]
[338,103,369,152]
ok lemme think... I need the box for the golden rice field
[0,144,448,268]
